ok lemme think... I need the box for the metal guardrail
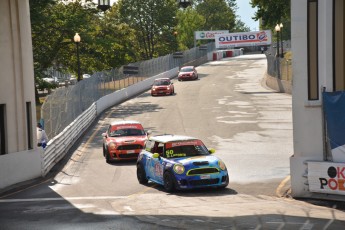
[42,103,97,176]
[41,43,215,140]
[41,68,178,176]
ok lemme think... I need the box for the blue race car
[136,134,229,192]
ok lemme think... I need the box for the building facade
[291,0,345,199]
[0,0,42,190]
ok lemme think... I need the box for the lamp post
[275,24,281,79]
[275,24,280,58]
[74,33,81,82]
[280,23,284,57]
[97,0,111,12]
[178,0,192,8]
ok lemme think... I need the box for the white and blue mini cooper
[136,134,229,192]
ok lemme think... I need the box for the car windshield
[180,67,193,72]
[165,142,209,158]
[153,80,170,86]
[110,128,145,137]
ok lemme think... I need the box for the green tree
[195,0,236,31]
[250,0,291,40]
[29,0,98,79]
[118,0,178,59]
[232,19,251,32]
[175,8,205,50]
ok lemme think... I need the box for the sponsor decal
[319,166,345,191]
[115,125,142,130]
[308,162,345,195]
[166,140,203,148]
[154,162,163,177]
[195,30,229,40]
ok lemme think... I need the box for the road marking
[276,175,290,197]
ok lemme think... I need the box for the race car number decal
[154,162,163,177]
[165,150,186,158]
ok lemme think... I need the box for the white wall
[0,1,40,190]
[0,150,42,189]
[290,0,338,198]
[0,0,37,153]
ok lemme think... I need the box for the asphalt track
[0,54,345,229]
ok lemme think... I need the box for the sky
[236,0,259,31]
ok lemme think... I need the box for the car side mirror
[152,153,160,158]
[208,148,216,154]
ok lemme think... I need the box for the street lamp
[178,0,192,8]
[275,24,280,58]
[280,23,284,57]
[97,0,111,12]
[74,33,81,82]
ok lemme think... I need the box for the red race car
[151,78,174,96]
[102,121,148,163]
[177,66,198,81]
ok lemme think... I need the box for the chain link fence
[41,43,215,139]
[266,54,292,82]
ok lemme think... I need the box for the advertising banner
[308,161,345,195]
[323,91,345,162]
[195,30,229,40]
[215,30,272,48]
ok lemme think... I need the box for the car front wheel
[137,164,148,184]
[163,172,175,192]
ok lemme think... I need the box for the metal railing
[41,43,215,139]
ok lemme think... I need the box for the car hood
[168,155,220,167]
[108,135,147,144]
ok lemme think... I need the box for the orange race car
[102,121,148,163]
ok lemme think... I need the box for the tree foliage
[195,0,236,31]
[29,0,256,92]
[118,0,178,59]
[250,0,291,39]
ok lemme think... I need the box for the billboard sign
[195,30,229,40]
[215,30,272,48]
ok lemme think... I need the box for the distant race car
[102,121,148,163]
[151,78,174,96]
[136,134,229,192]
[177,66,198,81]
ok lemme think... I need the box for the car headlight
[108,142,116,150]
[218,160,226,171]
[173,164,185,174]
[167,87,170,90]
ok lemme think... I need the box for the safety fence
[265,54,292,82]
[41,68,178,176]
[41,43,215,139]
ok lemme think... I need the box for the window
[26,102,33,149]
[0,104,6,155]
[308,0,319,100]
[333,0,345,90]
